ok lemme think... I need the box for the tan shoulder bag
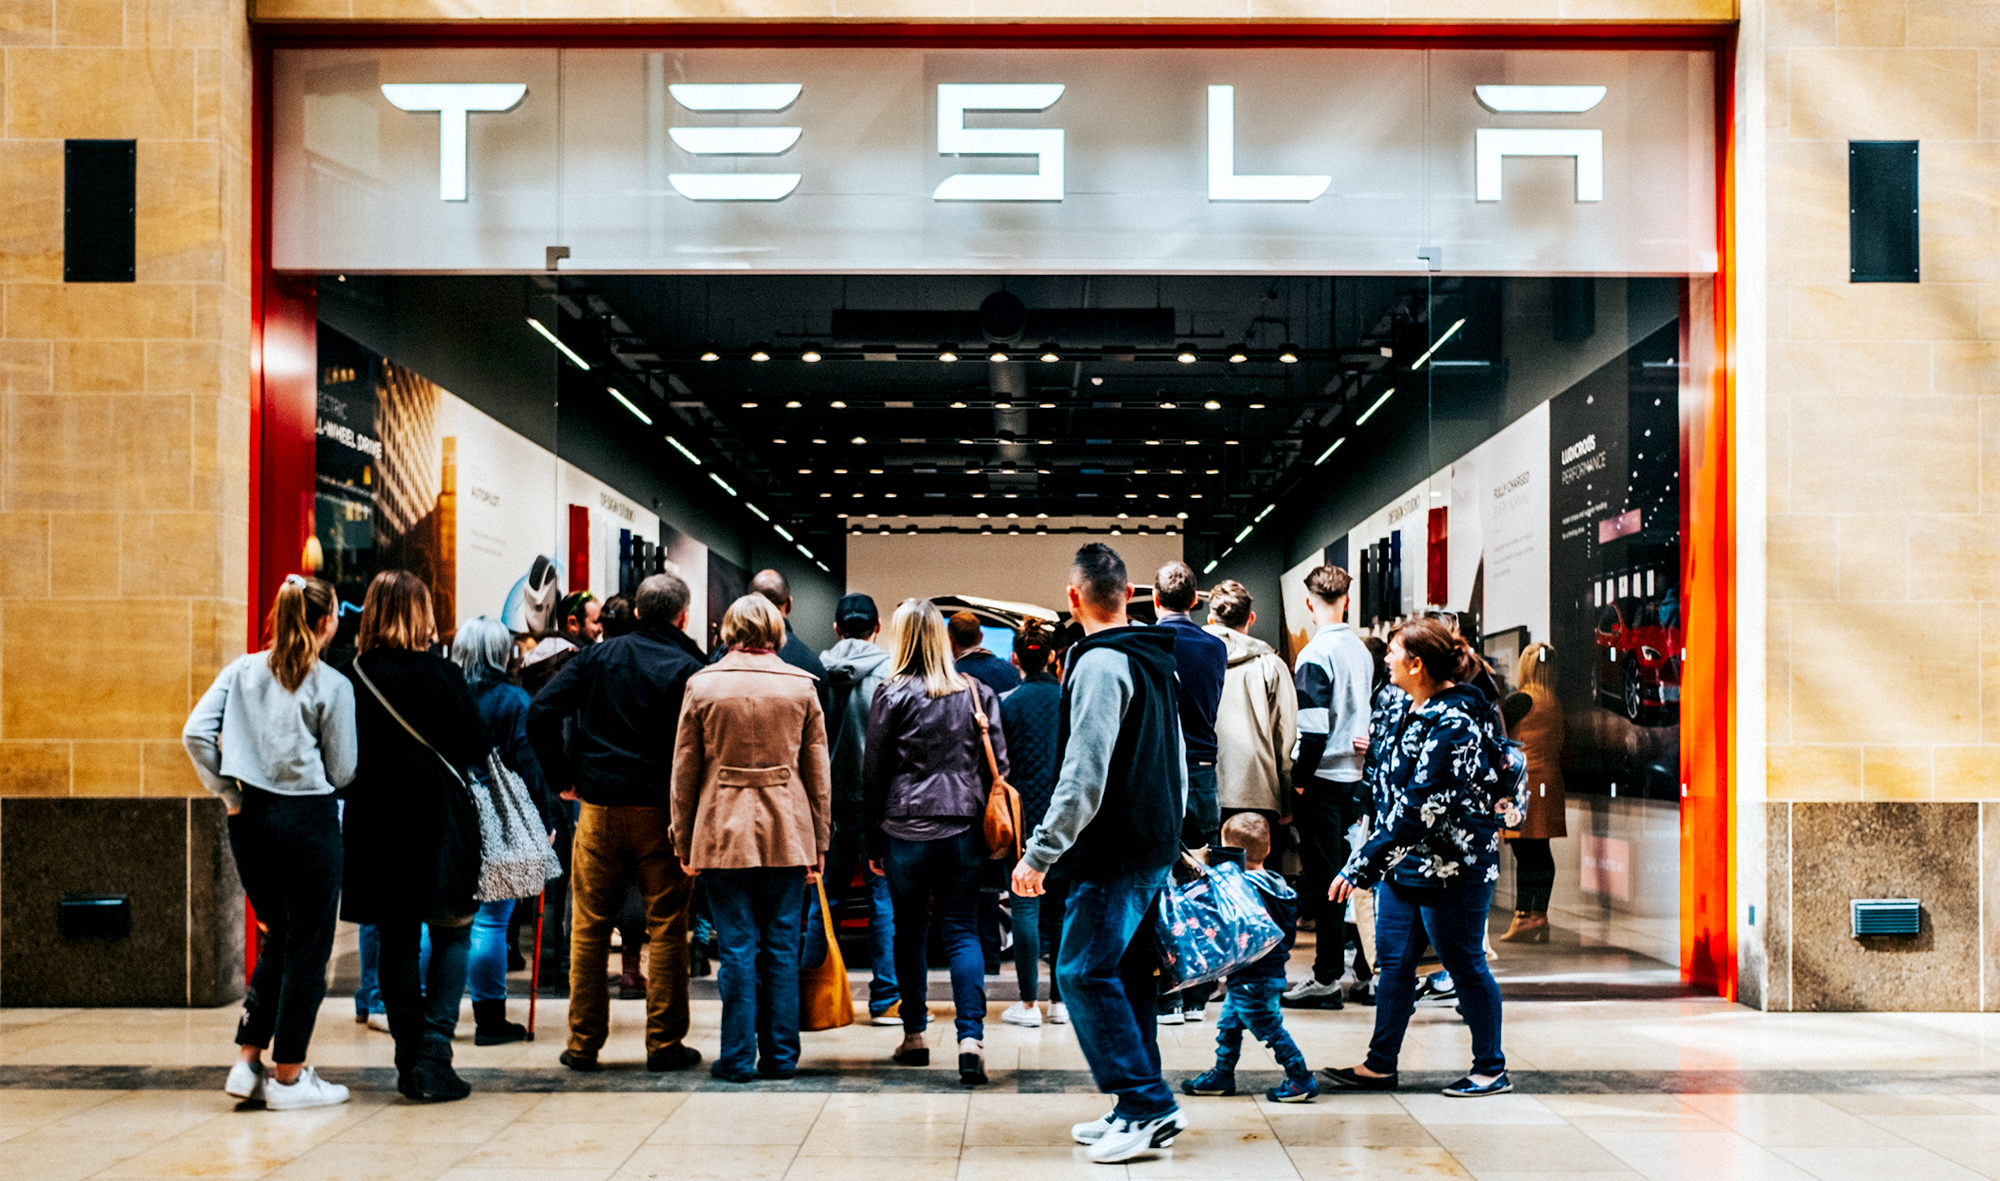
[969,685,1023,861]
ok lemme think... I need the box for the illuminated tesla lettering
[668,83,804,201]
[933,84,1066,202]
[1207,86,1330,202]
[1473,84,1606,202]
[379,83,529,201]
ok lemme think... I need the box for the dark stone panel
[186,798,244,1008]
[1985,803,2000,1013]
[1791,802,1980,1012]
[1765,802,1791,1011]
[3,799,187,1007]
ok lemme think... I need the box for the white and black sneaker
[1085,1108,1187,1163]
[1280,976,1344,1010]
[224,1061,265,1102]
[262,1067,350,1111]
[1072,1111,1116,1144]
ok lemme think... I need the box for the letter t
[380,83,529,201]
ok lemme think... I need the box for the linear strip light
[1203,559,1219,574]
[1315,437,1347,465]
[1234,525,1254,543]
[773,524,795,542]
[526,318,591,370]
[665,436,703,466]
[708,472,737,497]
[1409,318,1466,371]
[1255,503,1276,523]
[1354,388,1397,425]
[607,387,653,425]
[745,503,770,521]
[798,544,816,561]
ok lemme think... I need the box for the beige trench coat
[670,651,833,869]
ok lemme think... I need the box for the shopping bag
[1153,854,1283,993]
[799,877,856,1032]
[469,752,564,903]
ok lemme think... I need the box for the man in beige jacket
[1203,581,1299,827]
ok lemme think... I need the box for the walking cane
[529,891,545,1036]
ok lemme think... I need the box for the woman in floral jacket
[1321,617,1525,1100]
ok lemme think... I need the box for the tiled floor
[5,930,2000,1179]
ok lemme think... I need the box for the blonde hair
[267,575,337,693]
[721,593,785,650]
[888,597,968,699]
[1516,642,1556,693]
[357,570,437,654]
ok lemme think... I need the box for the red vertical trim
[568,505,591,595]
[1677,36,1738,1000]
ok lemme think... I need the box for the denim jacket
[1341,682,1523,889]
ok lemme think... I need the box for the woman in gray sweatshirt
[183,574,357,1111]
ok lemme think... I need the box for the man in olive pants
[528,571,707,1072]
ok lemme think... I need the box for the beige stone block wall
[0,0,251,799]
[1763,0,2000,807]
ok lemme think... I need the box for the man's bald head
[750,568,793,614]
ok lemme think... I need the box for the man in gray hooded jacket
[820,593,899,1024]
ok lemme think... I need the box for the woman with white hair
[451,614,559,1046]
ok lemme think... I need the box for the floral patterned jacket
[1341,682,1526,889]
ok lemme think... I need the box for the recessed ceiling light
[1175,343,1198,364]
[977,512,989,519]
[1159,401,1177,409]
[989,351,1009,363]
[885,492,898,498]
[1145,439,1161,446]
[786,400,801,408]
[1039,344,1061,362]
[1206,468,1219,474]
[1276,344,1299,364]
[1037,468,1050,474]
[830,400,846,409]
[799,343,823,363]
[1037,512,1048,518]
[1227,343,1249,364]
[850,436,866,444]
[1203,400,1221,410]
[774,437,788,444]
[798,468,811,474]
[1008,512,1019,518]
[939,344,960,362]
[834,468,848,474]
[1135,469,1149,475]
[960,439,976,445]
[1090,376,1104,386]
[819,492,832,497]
[701,347,722,362]
[950,401,968,409]
[811,438,827,445]
[1248,402,1265,410]
[994,401,1014,410]
[741,401,758,409]
[1117,512,1129,519]
[1039,401,1056,408]
[750,344,772,362]
[1170,469,1183,475]
[870,468,884,474]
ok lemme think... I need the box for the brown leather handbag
[970,686,1023,861]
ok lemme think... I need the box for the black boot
[472,999,530,1046]
[393,1045,423,1102]
[408,1049,472,1102]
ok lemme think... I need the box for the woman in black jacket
[343,570,490,1102]
[863,597,1009,1086]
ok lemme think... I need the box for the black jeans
[1182,763,1220,850]
[229,790,343,1065]
[1511,839,1556,913]
[1293,777,1369,980]
[378,917,472,1061]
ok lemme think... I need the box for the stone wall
[1754,0,2000,1009]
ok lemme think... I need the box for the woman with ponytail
[183,574,356,1111]
[1320,617,1523,1101]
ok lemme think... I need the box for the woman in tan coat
[671,594,832,1083]
[1500,642,1565,943]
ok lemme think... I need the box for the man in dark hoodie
[819,593,901,1025]
[1011,543,1187,1165]
[527,571,707,1075]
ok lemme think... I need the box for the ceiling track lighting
[526,318,590,370]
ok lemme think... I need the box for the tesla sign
[273,47,1716,275]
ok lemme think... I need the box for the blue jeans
[468,899,515,1003]
[1057,865,1176,1121]
[705,867,808,1076]
[883,831,987,1042]
[863,870,899,1015]
[1213,977,1307,1078]
[1011,892,1042,1003]
[353,924,384,1017]
[1368,878,1504,1076]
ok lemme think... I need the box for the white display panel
[272,47,1717,276]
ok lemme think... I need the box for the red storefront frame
[249,19,1740,998]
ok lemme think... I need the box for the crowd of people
[181,542,1541,1162]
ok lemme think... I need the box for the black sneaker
[647,1044,703,1072]
[1319,1065,1399,1092]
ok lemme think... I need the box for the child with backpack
[1181,812,1317,1103]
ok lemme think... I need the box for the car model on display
[1590,571,1682,724]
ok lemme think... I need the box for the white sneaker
[1071,1111,1116,1144]
[262,1067,350,1111]
[224,1061,264,1101]
[1049,1002,1069,1025]
[365,1012,391,1033]
[1281,976,1343,1008]
[1183,1006,1206,1023]
[1085,1109,1187,1163]
[1001,1001,1043,1028]
[1156,1007,1185,1026]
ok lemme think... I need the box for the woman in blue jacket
[1321,617,1524,1099]
[450,615,558,1046]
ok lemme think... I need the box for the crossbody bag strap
[353,656,468,790]
[966,684,1004,786]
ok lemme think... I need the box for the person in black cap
[820,594,901,1024]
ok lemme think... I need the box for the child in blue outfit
[1182,813,1318,1103]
